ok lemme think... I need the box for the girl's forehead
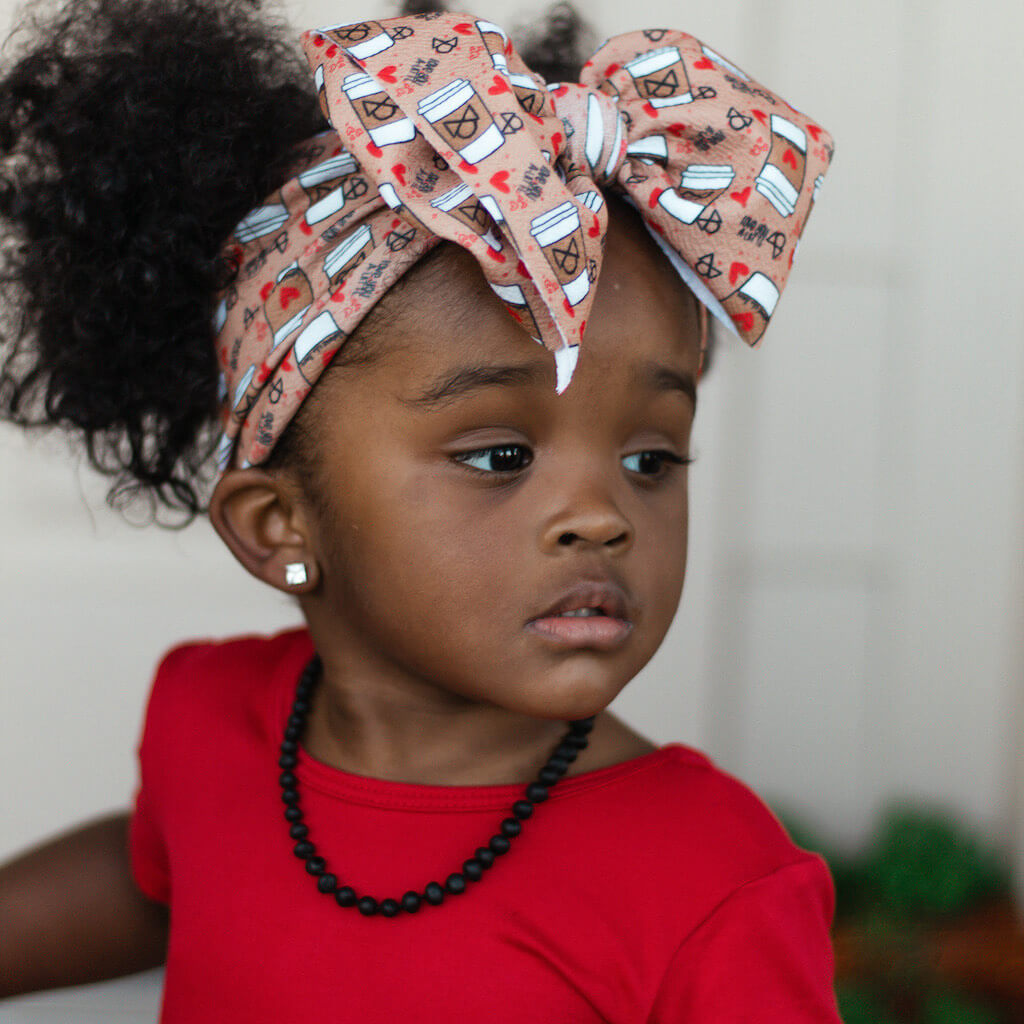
[376,201,702,369]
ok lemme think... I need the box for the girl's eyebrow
[404,363,543,409]
[634,361,698,408]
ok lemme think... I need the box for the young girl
[0,0,840,1018]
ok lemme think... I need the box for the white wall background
[2,0,1022,1017]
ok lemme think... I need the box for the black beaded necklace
[278,655,594,917]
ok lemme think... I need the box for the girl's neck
[300,665,657,787]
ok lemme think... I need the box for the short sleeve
[127,649,185,906]
[647,855,842,1023]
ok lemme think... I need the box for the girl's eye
[455,444,533,474]
[622,450,693,476]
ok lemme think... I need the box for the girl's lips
[526,615,633,650]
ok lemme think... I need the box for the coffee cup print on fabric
[490,280,541,339]
[342,72,417,149]
[324,20,395,60]
[508,71,552,119]
[530,201,590,308]
[264,263,314,350]
[323,223,374,288]
[624,47,694,108]
[431,182,503,252]
[755,115,807,217]
[299,151,361,225]
[418,79,505,167]
[476,20,510,75]
[659,164,735,224]
[294,311,345,384]
[233,204,289,243]
[378,181,430,234]
[723,270,779,341]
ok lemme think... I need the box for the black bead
[548,756,570,774]
[554,744,578,762]
[566,734,588,749]
[317,873,338,893]
[357,896,378,916]
[489,835,511,855]
[284,806,303,822]
[284,726,301,743]
[293,840,315,859]
[462,859,484,881]
[289,823,309,840]
[279,771,297,788]
[292,698,311,715]
[570,717,595,734]
[512,800,534,820]
[279,753,298,769]
[281,788,300,805]
[500,818,521,838]
[538,767,560,786]
[335,886,357,907]
[526,782,549,803]
[475,847,496,868]
[305,857,326,875]
[287,714,304,730]
[401,891,422,913]
[424,882,444,905]
[280,739,298,754]
[445,873,466,895]
[380,898,400,917]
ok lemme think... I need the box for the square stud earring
[285,562,308,587]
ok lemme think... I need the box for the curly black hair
[0,0,592,522]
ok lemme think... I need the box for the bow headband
[214,12,834,471]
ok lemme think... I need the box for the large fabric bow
[214,12,833,471]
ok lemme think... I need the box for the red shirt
[130,629,841,1022]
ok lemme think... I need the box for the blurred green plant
[773,803,1014,1024]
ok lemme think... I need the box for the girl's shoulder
[138,627,312,745]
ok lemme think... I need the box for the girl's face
[293,200,701,722]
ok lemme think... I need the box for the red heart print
[279,286,302,309]
[580,319,586,335]
[783,148,798,169]
[378,65,398,83]
[325,44,338,58]
[730,186,751,206]
[752,109,768,125]
[551,131,563,152]
[260,282,274,302]
[550,84,570,98]
[391,163,407,185]
[281,353,294,373]
[643,101,657,118]
[562,297,576,318]
[807,124,822,141]
[299,219,313,235]
[486,247,507,262]
[588,216,601,237]
[667,123,686,137]
[729,261,749,286]
[648,186,665,209]
[603,62,620,77]
[490,170,511,193]
[459,159,477,173]
[488,75,511,95]
[453,22,473,34]
[331,288,345,302]
[312,34,325,48]
[693,57,715,70]
[732,312,755,331]
[366,142,383,158]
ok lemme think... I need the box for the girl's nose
[539,481,634,555]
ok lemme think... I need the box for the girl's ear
[209,469,321,594]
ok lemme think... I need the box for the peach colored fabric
[214,11,833,470]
